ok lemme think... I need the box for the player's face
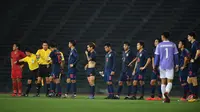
[68,42,73,48]
[123,44,129,51]
[42,43,48,50]
[12,44,18,51]
[25,51,31,56]
[104,46,110,52]
[50,47,54,51]
[137,43,142,51]
[161,35,164,41]
[187,35,193,42]
[154,40,159,47]
[178,41,183,49]
[87,45,92,52]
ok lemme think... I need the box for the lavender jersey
[155,41,178,70]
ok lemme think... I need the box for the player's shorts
[86,68,96,77]
[28,68,39,80]
[51,64,61,79]
[104,69,113,82]
[179,68,188,84]
[11,69,22,79]
[188,63,198,77]
[151,69,161,81]
[38,64,51,78]
[159,67,174,79]
[67,68,77,80]
[133,70,146,81]
[119,68,132,82]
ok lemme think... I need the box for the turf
[0,94,199,112]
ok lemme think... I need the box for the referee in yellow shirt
[16,48,39,97]
[36,41,51,96]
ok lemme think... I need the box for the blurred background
[0,0,200,96]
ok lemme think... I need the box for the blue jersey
[88,51,96,62]
[104,51,116,71]
[122,50,135,72]
[49,49,62,65]
[68,48,79,69]
[190,41,200,59]
[179,48,190,67]
[136,50,149,72]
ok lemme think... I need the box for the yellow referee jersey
[36,49,51,65]
[22,54,39,71]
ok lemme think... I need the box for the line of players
[10,31,199,103]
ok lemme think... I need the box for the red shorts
[11,70,22,79]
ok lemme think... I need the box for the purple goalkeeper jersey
[155,41,179,70]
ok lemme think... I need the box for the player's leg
[55,74,62,97]
[157,79,162,100]
[65,78,71,97]
[49,75,56,96]
[71,74,77,98]
[88,76,95,99]
[125,69,132,99]
[191,77,198,99]
[147,71,157,100]
[187,77,193,99]
[179,70,189,101]
[45,77,50,96]
[23,79,32,97]
[34,76,42,97]
[16,78,22,96]
[11,70,17,96]
[138,80,145,100]
[131,79,138,100]
[116,72,124,98]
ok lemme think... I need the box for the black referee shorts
[38,65,51,78]
[28,68,39,80]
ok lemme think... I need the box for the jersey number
[165,48,168,59]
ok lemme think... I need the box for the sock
[12,81,17,93]
[166,83,172,94]
[46,84,50,95]
[91,85,95,97]
[133,85,137,96]
[25,84,32,95]
[66,83,71,94]
[127,85,132,96]
[193,85,198,99]
[151,85,156,98]
[107,85,110,95]
[189,84,194,95]
[161,84,166,98]
[56,83,62,95]
[109,84,114,96]
[17,81,22,94]
[157,85,162,98]
[141,85,144,97]
[183,84,189,99]
[72,83,77,95]
[50,81,55,93]
[36,83,41,95]
[117,85,123,96]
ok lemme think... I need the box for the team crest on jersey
[126,53,129,57]
[70,52,72,55]
[140,54,142,57]
[109,54,111,57]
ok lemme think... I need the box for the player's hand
[140,67,146,71]
[175,65,179,72]
[14,61,17,64]
[70,64,74,68]
[85,51,88,55]
[128,63,132,67]
[180,66,185,70]
[132,70,136,76]
[190,59,194,63]
[84,64,88,70]
[111,71,115,75]
[20,65,24,69]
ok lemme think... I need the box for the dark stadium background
[0,0,199,96]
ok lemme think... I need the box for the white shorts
[159,67,174,79]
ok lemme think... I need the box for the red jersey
[11,50,26,71]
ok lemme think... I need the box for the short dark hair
[88,42,96,49]
[69,40,77,46]
[49,42,57,48]
[138,41,145,48]
[155,38,161,43]
[24,48,32,53]
[124,41,130,46]
[104,43,111,47]
[13,43,20,49]
[42,40,48,44]
[161,32,170,39]
[188,31,196,39]
[179,40,186,47]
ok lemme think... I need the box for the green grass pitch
[0,94,199,112]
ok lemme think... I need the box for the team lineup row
[10,31,200,103]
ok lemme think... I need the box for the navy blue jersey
[122,49,135,71]
[190,41,200,59]
[179,48,190,67]
[136,50,149,71]
[152,48,156,58]
[49,49,62,65]
[104,51,116,71]
[88,51,96,62]
[68,48,79,69]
